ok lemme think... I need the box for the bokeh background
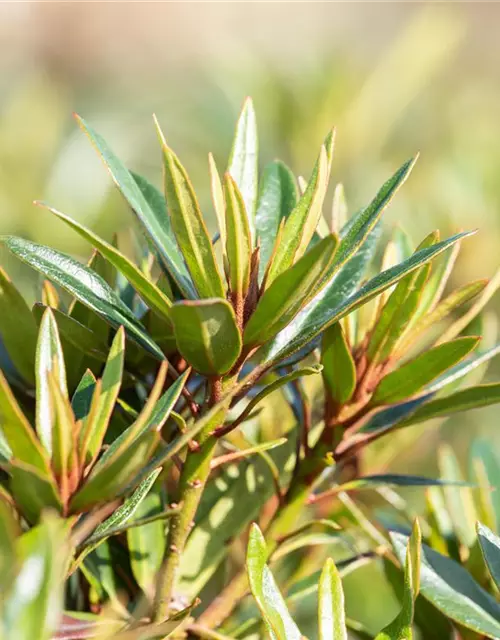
[1,2,500,633]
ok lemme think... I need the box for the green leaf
[391,531,500,638]
[224,173,252,298]
[46,373,74,490]
[256,161,298,283]
[127,478,166,596]
[32,304,108,363]
[209,153,227,250]
[332,157,417,273]
[377,521,421,640]
[79,327,125,467]
[171,299,241,375]
[260,231,473,368]
[7,460,62,523]
[2,236,164,360]
[367,232,436,363]
[0,501,17,591]
[228,97,258,242]
[92,369,187,485]
[244,235,338,347]
[37,202,173,320]
[0,370,51,473]
[400,280,487,352]
[155,118,226,299]
[266,132,334,284]
[437,267,500,345]
[69,430,159,513]
[397,383,500,428]
[470,440,500,532]
[75,116,195,299]
[477,522,500,590]
[371,336,479,405]
[321,323,356,405]
[427,343,500,393]
[35,308,68,456]
[0,267,38,384]
[438,445,477,549]
[3,514,69,640]
[72,470,161,572]
[318,558,348,640]
[337,474,470,492]
[246,523,302,640]
[71,370,97,423]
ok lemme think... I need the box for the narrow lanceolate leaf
[391,531,500,638]
[74,470,160,567]
[47,374,74,493]
[72,369,97,423]
[370,336,480,406]
[437,267,500,345]
[321,323,356,405]
[171,300,241,375]
[427,342,500,393]
[318,558,348,640]
[155,118,225,299]
[336,474,469,493]
[367,231,437,363]
[209,153,227,249]
[32,304,108,363]
[2,236,164,360]
[397,383,500,428]
[477,522,500,590]
[37,202,172,320]
[332,157,417,275]
[98,369,187,476]
[75,116,195,298]
[36,308,68,456]
[0,370,51,473]
[224,174,252,298]
[228,97,258,242]
[259,231,473,368]
[78,328,125,467]
[69,430,159,513]
[244,235,338,348]
[398,279,487,353]
[267,135,334,285]
[7,461,62,523]
[0,267,38,384]
[376,521,421,640]
[246,523,303,640]
[256,161,298,283]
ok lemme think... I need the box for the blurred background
[1,2,500,632]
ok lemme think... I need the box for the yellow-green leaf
[155,118,225,299]
[371,336,480,405]
[244,235,338,347]
[224,173,252,299]
[318,558,348,640]
[266,131,334,284]
[171,299,241,375]
[321,323,356,405]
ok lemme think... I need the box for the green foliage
[1,98,500,639]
